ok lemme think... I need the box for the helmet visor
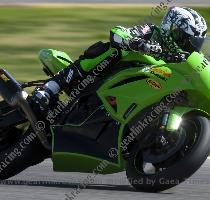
[171,28,205,53]
[189,36,205,52]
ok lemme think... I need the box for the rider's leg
[32,41,120,110]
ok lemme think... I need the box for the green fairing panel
[80,46,165,72]
[166,106,210,131]
[51,107,126,173]
[51,52,210,173]
[121,51,166,65]
[80,47,118,72]
[97,52,210,124]
[52,152,124,174]
[96,67,192,124]
[51,124,125,174]
[96,52,210,166]
[170,52,210,114]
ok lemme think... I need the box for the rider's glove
[128,38,162,56]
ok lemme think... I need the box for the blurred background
[0,0,209,83]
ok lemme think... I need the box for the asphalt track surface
[0,0,209,5]
[0,158,208,200]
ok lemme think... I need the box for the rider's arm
[110,25,189,62]
[110,24,162,57]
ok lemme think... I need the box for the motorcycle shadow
[0,179,173,194]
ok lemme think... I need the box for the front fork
[160,111,170,129]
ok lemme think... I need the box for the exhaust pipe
[0,68,51,151]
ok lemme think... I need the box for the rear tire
[0,127,50,180]
[126,115,210,192]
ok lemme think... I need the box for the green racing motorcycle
[0,38,210,192]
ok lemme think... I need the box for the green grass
[0,5,209,83]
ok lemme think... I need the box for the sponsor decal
[150,68,171,78]
[150,70,167,81]
[146,78,162,89]
[66,69,74,83]
[141,66,154,73]
[195,58,209,73]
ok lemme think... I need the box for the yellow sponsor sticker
[150,68,171,78]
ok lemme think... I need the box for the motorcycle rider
[32,6,207,112]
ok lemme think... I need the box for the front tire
[126,115,210,192]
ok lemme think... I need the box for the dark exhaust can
[0,68,22,106]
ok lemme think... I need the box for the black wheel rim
[133,118,201,176]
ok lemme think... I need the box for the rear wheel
[0,126,50,180]
[0,100,23,151]
[0,100,50,180]
[126,114,210,192]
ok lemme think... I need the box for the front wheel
[126,114,210,192]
